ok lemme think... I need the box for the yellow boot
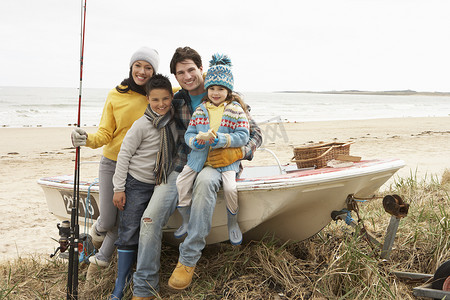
[131,296,155,300]
[168,261,195,290]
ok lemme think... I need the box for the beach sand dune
[252,117,450,181]
[1,117,449,261]
[0,127,101,261]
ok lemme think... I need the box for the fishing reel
[50,220,94,261]
[50,220,71,258]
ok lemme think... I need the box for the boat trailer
[331,193,409,259]
[332,194,450,299]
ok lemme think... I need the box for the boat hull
[38,159,404,244]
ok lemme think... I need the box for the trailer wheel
[443,276,450,291]
[432,260,450,290]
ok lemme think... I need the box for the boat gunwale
[37,159,405,192]
[237,159,404,190]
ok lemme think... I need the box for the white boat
[38,157,405,244]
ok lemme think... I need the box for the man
[131,47,262,299]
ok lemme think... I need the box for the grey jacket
[113,115,177,192]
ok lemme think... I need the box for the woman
[71,46,159,278]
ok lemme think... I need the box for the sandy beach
[1,117,449,261]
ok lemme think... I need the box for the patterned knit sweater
[185,101,250,173]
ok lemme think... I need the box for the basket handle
[340,141,355,147]
[291,145,335,163]
[291,141,354,163]
[294,141,336,150]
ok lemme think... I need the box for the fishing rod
[67,0,87,298]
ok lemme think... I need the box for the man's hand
[207,147,243,168]
[71,128,87,147]
[113,192,126,211]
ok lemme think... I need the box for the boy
[110,74,177,300]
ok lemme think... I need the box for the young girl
[110,74,177,299]
[174,54,249,245]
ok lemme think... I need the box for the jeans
[132,166,221,297]
[133,171,179,297]
[116,174,155,250]
[179,166,221,267]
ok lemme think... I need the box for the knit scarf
[144,105,176,185]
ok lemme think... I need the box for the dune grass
[1,170,449,299]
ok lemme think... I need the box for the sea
[1,86,450,128]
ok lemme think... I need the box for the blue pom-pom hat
[204,53,234,91]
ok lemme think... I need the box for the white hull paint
[38,159,404,244]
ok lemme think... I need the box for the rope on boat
[83,179,98,231]
[353,199,368,203]
[352,195,384,201]
[347,194,379,250]
[344,210,354,225]
[334,209,355,225]
[79,179,98,263]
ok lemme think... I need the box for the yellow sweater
[204,101,225,165]
[205,101,225,132]
[85,87,148,161]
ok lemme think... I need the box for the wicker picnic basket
[291,141,353,169]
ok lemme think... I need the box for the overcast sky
[1,0,450,92]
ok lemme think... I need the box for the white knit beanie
[129,47,160,72]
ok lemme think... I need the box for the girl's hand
[209,137,219,146]
[193,138,206,149]
[113,192,126,211]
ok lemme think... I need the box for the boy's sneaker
[86,255,109,281]
[88,255,109,267]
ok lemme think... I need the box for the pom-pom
[209,53,232,67]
